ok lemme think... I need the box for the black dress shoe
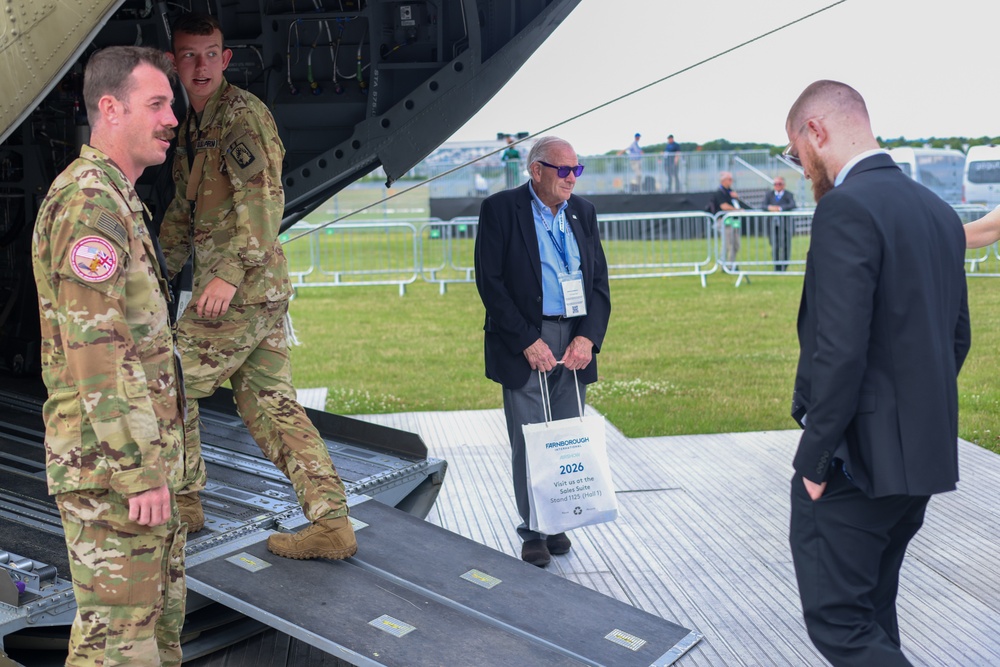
[546,532,572,555]
[521,538,551,567]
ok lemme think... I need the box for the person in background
[618,132,643,192]
[32,46,187,666]
[663,133,681,193]
[763,176,797,271]
[784,79,970,667]
[707,171,746,266]
[160,13,356,561]
[501,134,522,189]
[474,136,611,568]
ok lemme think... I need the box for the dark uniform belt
[542,314,566,321]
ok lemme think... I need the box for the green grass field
[287,273,1000,455]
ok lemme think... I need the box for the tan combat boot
[266,515,357,560]
[176,492,204,533]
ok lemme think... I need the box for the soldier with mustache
[32,46,187,666]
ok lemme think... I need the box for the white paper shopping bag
[523,371,618,535]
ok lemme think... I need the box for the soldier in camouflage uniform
[32,47,186,666]
[160,13,356,560]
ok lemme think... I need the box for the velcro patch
[70,236,119,282]
[195,139,219,150]
[223,129,267,188]
[94,211,127,248]
[230,141,256,169]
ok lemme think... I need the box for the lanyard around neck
[533,199,571,272]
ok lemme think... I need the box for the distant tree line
[609,136,1000,156]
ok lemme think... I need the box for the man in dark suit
[474,136,611,567]
[784,80,971,666]
[763,176,797,271]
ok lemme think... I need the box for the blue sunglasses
[539,161,585,178]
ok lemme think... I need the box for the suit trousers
[769,217,792,271]
[502,319,587,542]
[789,465,929,667]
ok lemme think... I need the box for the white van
[888,147,965,204]
[963,145,1000,209]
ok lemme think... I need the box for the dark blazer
[474,183,611,390]
[762,189,797,211]
[792,153,970,497]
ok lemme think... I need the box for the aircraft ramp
[1,383,700,666]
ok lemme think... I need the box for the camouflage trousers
[57,489,186,667]
[175,299,347,521]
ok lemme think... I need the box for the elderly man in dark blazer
[784,80,970,666]
[474,136,611,567]
[763,176,797,271]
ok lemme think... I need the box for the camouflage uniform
[160,79,348,522]
[32,146,186,666]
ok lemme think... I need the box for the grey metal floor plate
[348,498,699,666]
[184,527,586,667]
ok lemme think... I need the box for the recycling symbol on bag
[573,507,582,515]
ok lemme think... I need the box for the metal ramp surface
[186,497,701,667]
[0,382,447,664]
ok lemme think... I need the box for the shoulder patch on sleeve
[223,130,267,187]
[70,236,119,283]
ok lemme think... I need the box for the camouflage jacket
[160,79,292,305]
[32,146,184,497]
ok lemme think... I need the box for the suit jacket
[792,153,970,497]
[763,189,797,211]
[474,183,611,390]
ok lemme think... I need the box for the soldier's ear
[221,48,233,71]
[166,51,176,67]
[98,95,120,123]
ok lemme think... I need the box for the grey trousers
[502,318,587,542]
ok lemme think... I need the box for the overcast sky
[446,0,997,155]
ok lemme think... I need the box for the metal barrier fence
[417,213,719,292]
[715,205,995,286]
[280,220,424,296]
[715,210,815,286]
[281,205,997,294]
[420,218,478,294]
[597,212,717,286]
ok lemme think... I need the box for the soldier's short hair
[172,12,225,49]
[83,46,175,121]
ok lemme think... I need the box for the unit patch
[70,236,118,282]
[230,141,256,169]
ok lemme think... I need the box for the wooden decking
[357,408,1000,667]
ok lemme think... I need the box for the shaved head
[786,80,869,133]
[784,80,880,201]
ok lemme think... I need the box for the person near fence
[663,134,681,193]
[963,205,1000,248]
[763,176,797,271]
[159,13,356,560]
[474,136,612,567]
[501,134,522,189]
[784,80,970,667]
[618,132,643,192]
[707,171,748,266]
[32,46,187,666]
